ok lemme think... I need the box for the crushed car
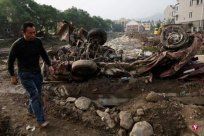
[42,21,123,81]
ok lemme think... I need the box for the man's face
[23,26,36,41]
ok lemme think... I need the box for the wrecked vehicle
[104,25,204,80]
[42,21,123,81]
[42,23,204,82]
[134,25,204,80]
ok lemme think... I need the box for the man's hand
[10,76,18,85]
[48,66,54,75]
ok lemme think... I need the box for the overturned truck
[42,23,204,82]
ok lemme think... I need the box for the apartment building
[165,0,204,31]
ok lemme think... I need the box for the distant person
[7,21,54,127]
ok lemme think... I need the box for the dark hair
[21,21,35,32]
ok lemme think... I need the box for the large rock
[129,121,153,136]
[119,111,134,130]
[96,110,116,128]
[75,97,91,110]
[145,91,164,103]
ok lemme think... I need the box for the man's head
[21,22,36,41]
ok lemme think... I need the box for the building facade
[125,20,142,33]
[166,0,204,31]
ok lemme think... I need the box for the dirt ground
[1,66,204,136]
[1,36,204,136]
[0,93,112,136]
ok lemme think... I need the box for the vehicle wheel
[71,60,97,77]
[161,25,189,50]
[87,28,107,45]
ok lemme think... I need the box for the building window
[176,15,178,21]
[176,6,179,11]
[189,12,193,18]
[190,0,193,6]
[197,0,200,5]
[196,0,203,4]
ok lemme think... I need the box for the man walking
[8,22,54,127]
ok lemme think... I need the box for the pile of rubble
[126,32,161,47]
[43,83,188,136]
[104,36,143,60]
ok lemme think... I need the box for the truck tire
[87,28,107,45]
[71,60,97,77]
[161,25,189,50]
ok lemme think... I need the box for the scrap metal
[43,23,204,81]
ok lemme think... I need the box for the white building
[165,0,204,31]
[125,20,144,32]
[176,0,204,31]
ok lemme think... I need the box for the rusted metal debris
[42,23,204,82]
[131,33,203,79]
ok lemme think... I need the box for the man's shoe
[39,121,49,128]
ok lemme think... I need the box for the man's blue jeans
[18,72,45,124]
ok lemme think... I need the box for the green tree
[63,7,112,31]
[0,1,112,36]
[37,4,60,33]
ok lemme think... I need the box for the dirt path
[0,93,112,136]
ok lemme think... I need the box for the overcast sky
[34,0,176,20]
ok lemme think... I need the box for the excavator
[154,24,164,36]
